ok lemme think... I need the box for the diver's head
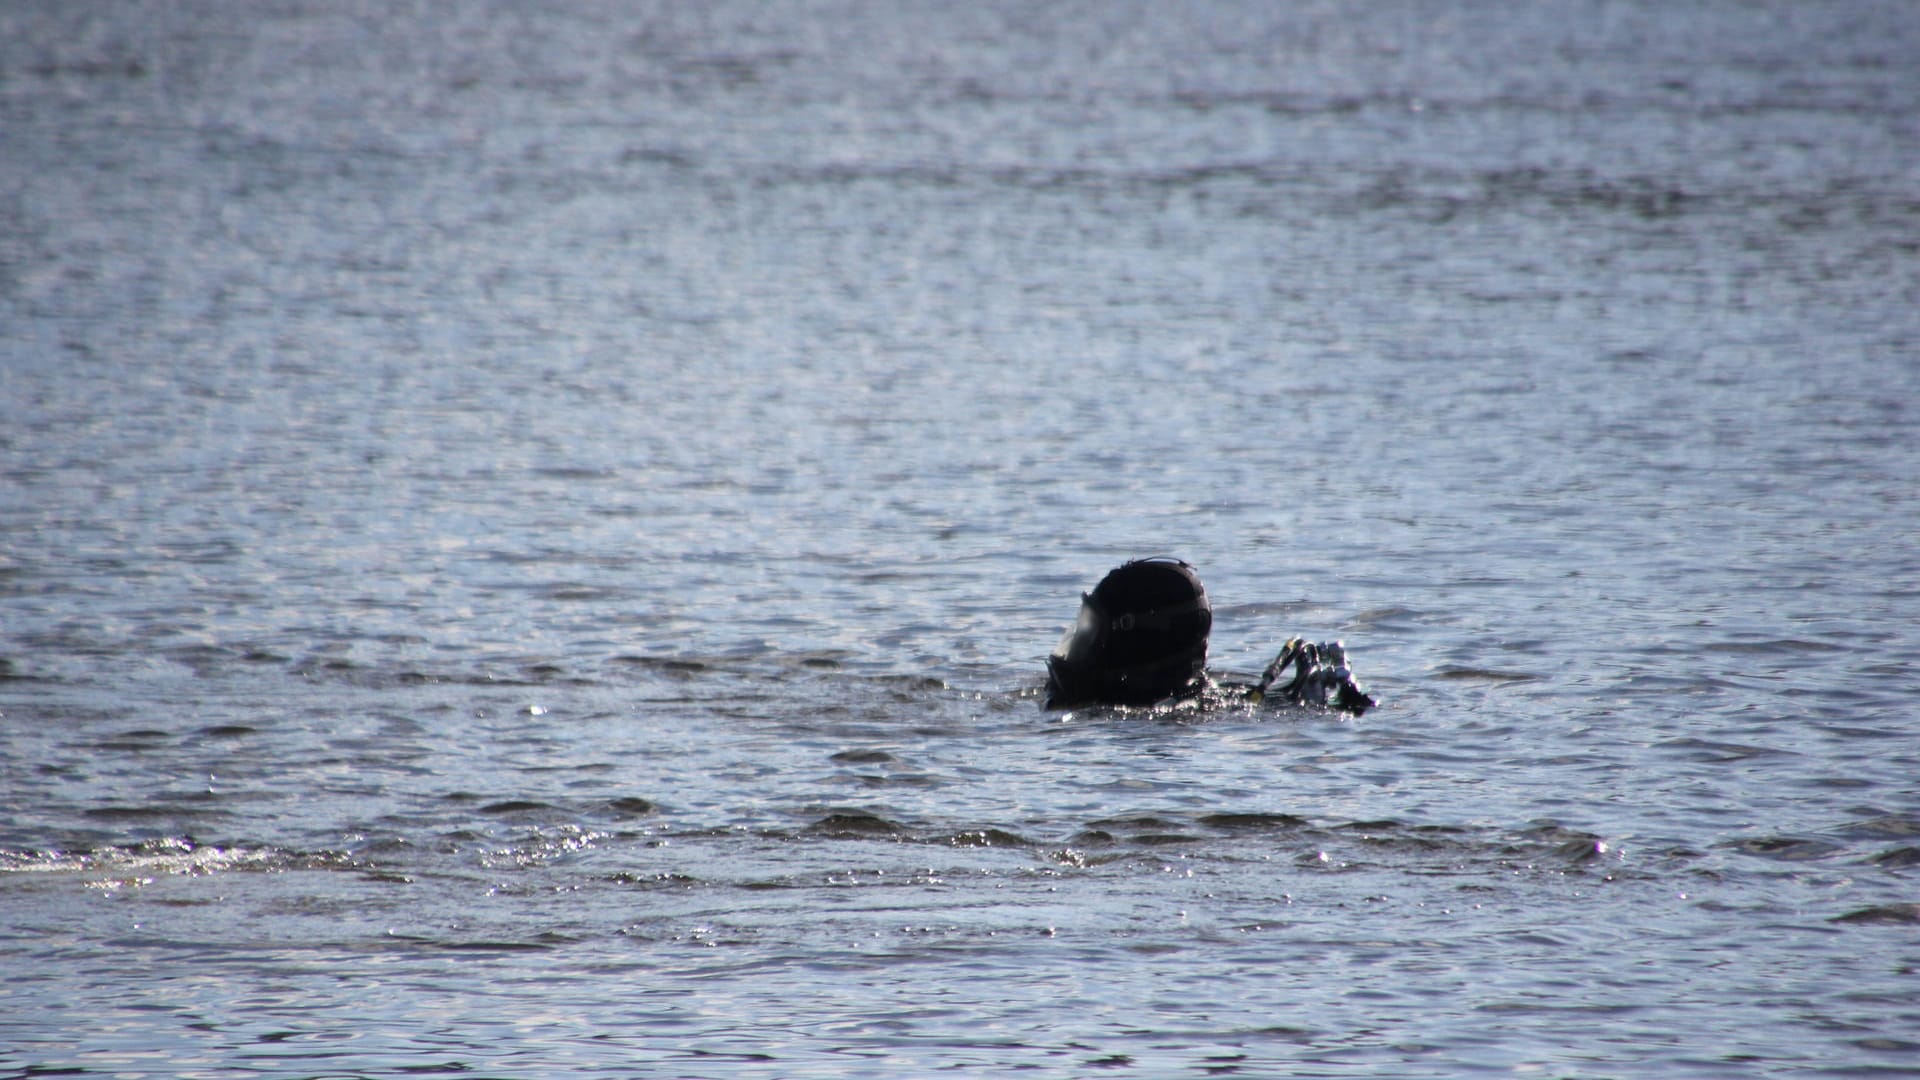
[1045,557,1211,708]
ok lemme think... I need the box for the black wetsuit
[1043,559,1375,714]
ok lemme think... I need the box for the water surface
[3,2,1918,1076]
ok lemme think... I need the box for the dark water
[4,2,1919,1076]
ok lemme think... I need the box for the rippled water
[4,2,1919,1076]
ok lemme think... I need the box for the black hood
[1045,558,1211,708]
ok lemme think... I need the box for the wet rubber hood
[1045,557,1211,708]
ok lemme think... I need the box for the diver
[1043,557,1375,714]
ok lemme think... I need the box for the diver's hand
[1256,638,1375,714]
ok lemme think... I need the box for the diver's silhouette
[1044,557,1374,713]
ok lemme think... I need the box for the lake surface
[3,2,1918,1076]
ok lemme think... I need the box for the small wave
[1198,812,1311,832]
[1838,816,1920,839]
[1656,737,1795,762]
[1431,666,1541,683]
[479,800,560,815]
[380,931,567,952]
[438,793,660,823]
[805,811,905,838]
[606,797,658,817]
[0,837,358,881]
[1831,904,1920,925]
[943,829,1033,848]
[1718,835,1847,862]
[0,657,52,682]
[81,800,237,825]
[611,654,711,675]
[1701,638,1851,656]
